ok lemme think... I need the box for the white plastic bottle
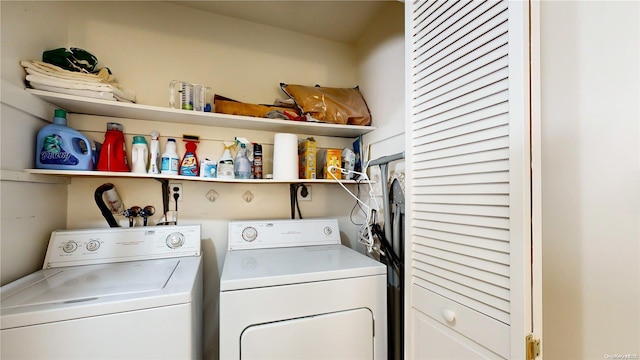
[148,130,160,174]
[131,136,149,173]
[161,138,179,175]
[234,143,252,179]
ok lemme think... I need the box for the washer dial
[241,227,258,242]
[166,232,185,249]
[323,226,333,235]
[86,240,100,252]
[62,241,78,253]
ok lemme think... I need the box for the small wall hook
[242,191,254,203]
[206,189,220,202]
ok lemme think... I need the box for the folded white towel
[22,60,113,83]
[26,73,136,103]
[21,60,136,102]
[26,72,115,91]
[30,83,118,101]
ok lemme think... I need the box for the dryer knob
[166,232,185,249]
[241,227,258,242]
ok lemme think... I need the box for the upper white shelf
[27,89,376,138]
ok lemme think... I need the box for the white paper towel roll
[273,133,299,180]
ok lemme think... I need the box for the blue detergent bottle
[35,109,93,170]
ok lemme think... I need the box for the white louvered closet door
[405,1,532,359]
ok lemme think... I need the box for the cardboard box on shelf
[318,148,342,180]
[298,138,317,179]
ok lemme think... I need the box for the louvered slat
[414,220,509,245]
[414,252,510,288]
[415,147,509,170]
[415,228,510,252]
[414,202,510,219]
[414,243,510,277]
[413,136,509,162]
[415,193,510,207]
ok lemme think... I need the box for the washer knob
[62,241,78,253]
[166,232,185,249]
[323,227,333,235]
[242,227,258,242]
[86,240,100,252]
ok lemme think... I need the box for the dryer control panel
[228,218,341,250]
[43,225,201,268]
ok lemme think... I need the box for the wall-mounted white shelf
[27,89,375,138]
[25,169,363,185]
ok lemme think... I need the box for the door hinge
[526,334,541,360]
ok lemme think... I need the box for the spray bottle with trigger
[217,141,235,180]
[180,134,200,176]
[148,130,160,174]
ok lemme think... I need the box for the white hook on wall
[206,189,219,202]
[242,191,254,203]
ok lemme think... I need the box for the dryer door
[241,308,374,359]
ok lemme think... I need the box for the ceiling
[167,1,392,44]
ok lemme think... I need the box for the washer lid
[0,256,201,329]
[220,244,385,291]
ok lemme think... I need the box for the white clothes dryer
[219,218,387,360]
[0,225,203,360]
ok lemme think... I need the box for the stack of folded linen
[21,60,136,103]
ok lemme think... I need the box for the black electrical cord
[173,187,180,224]
[173,189,179,212]
[289,184,305,219]
[296,185,304,219]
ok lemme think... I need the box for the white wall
[540,1,640,358]
[356,1,406,208]
[66,1,358,107]
[0,1,69,285]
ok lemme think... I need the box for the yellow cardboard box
[298,138,317,179]
[318,148,342,180]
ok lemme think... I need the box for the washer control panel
[228,218,341,250]
[43,225,201,268]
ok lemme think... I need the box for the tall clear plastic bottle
[234,143,252,179]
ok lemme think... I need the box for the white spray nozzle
[234,137,251,149]
[150,130,159,140]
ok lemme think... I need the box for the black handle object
[94,183,120,227]
[123,206,141,227]
[372,223,402,271]
[139,205,156,226]
[290,184,296,219]
[160,180,170,218]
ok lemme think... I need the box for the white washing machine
[219,218,387,360]
[0,225,203,360]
